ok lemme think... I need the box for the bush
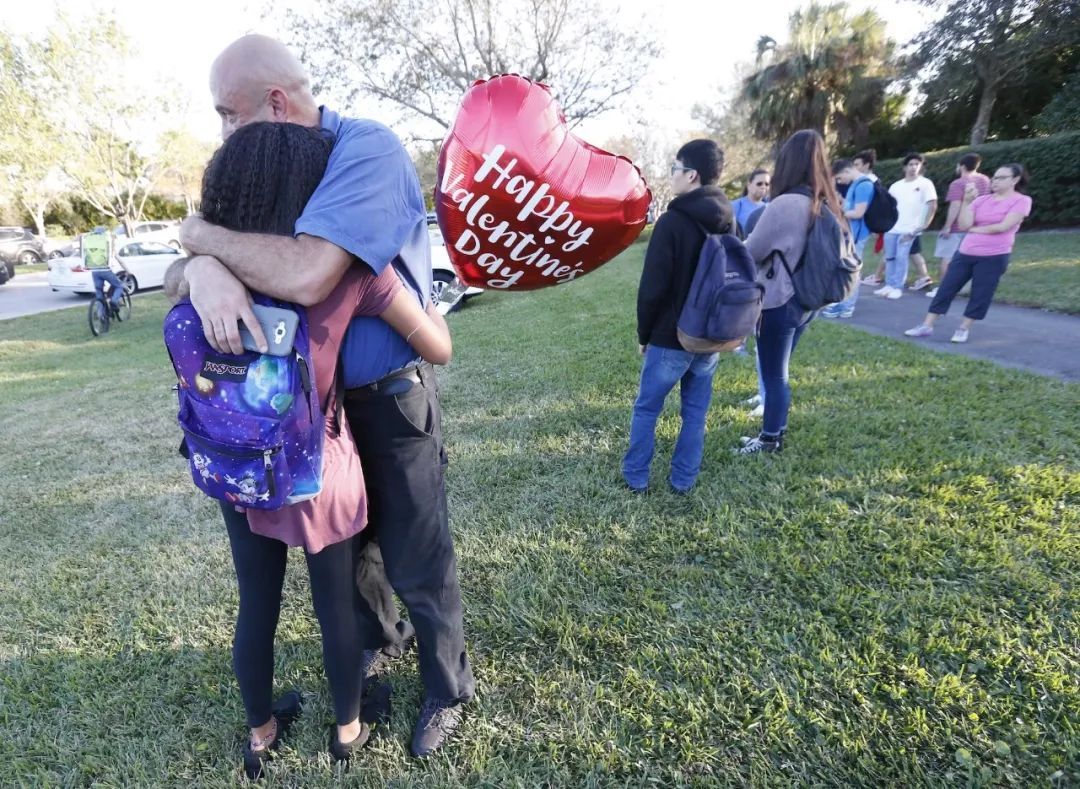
[875,132,1080,228]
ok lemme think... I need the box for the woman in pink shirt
[174,122,452,776]
[905,163,1032,343]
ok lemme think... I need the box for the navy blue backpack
[677,225,765,353]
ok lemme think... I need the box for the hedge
[876,132,1080,228]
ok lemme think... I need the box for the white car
[48,240,183,294]
[116,221,182,250]
[429,225,482,310]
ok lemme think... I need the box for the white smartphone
[239,304,300,356]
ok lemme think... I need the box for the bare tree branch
[275,0,661,135]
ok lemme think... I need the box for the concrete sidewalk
[828,282,1080,382]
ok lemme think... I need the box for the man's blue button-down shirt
[294,107,432,388]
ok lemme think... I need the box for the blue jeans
[92,269,124,307]
[883,233,915,289]
[757,298,813,438]
[754,341,764,404]
[623,345,719,491]
[825,236,869,315]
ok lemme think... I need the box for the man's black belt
[345,363,427,399]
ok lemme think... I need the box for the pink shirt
[945,174,991,231]
[247,266,401,553]
[959,193,1032,257]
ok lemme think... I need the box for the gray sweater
[745,193,812,310]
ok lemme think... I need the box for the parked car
[48,240,183,294]
[44,238,78,260]
[0,227,45,278]
[115,221,182,249]
[429,225,482,309]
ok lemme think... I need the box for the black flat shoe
[361,679,393,736]
[241,689,303,780]
[329,722,371,764]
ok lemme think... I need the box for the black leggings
[221,504,367,727]
[928,251,1010,321]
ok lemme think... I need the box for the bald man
[172,34,475,759]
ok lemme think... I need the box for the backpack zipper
[263,449,276,499]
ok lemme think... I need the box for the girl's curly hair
[200,122,333,235]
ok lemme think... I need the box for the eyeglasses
[991,175,1015,181]
[670,165,695,176]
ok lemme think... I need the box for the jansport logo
[201,354,249,382]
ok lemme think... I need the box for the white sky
[12,0,934,149]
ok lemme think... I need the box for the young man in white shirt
[875,153,937,300]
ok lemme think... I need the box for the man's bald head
[210,35,319,140]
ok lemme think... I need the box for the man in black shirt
[623,139,733,494]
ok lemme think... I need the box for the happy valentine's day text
[440,144,596,289]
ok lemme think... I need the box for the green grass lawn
[859,231,1080,314]
[12,261,49,275]
[1,245,1078,786]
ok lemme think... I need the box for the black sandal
[242,689,303,780]
[329,721,371,765]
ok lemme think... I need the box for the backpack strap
[765,250,794,281]
[761,189,813,280]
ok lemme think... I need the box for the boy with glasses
[624,140,733,494]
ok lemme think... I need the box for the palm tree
[741,2,895,150]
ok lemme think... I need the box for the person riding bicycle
[84,228,129,311]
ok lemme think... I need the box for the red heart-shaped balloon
[435,75,652,291]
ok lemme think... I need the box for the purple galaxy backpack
[163,296,323,510]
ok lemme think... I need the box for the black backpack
[676,224,765,353]
[770,193,861,311]
[858,177,899,234]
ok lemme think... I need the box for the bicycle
[88,275,133,336]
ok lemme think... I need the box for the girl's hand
[963,182,979,203]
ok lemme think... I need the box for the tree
[872,42,1080,156]
[910,0,1080,145]
[602,126,682,212]
[155,129,217,215]
[279,0,662,141]
[739,2,896,151]
[35,16,158,233]
[1037,65,1080,133]
[692,99,772,195]
[0,30,76,234]
[2,12,194,234]
[411,145,441,210]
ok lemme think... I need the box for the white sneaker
[749,404,764,418]
[904,324,933,338]
[926,288,938,298]
[862,274,882,286]
[886,287,903,300]
[951,328,969,343]
[743,394,761,407]
[874,285,892,296]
